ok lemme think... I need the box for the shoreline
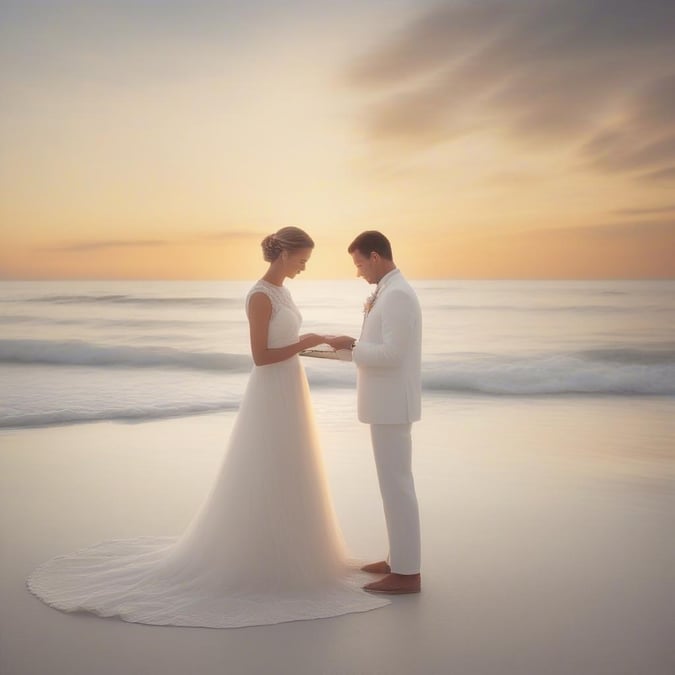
[1,390,674,436]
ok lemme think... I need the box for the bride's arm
[248,292,326,366]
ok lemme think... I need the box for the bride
[27,227,389,627]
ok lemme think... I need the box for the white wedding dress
[27,280,389,627]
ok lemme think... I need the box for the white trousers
[370,424,421,575]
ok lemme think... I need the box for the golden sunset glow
[1,1,674,280]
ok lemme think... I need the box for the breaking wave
[0,339,252,372]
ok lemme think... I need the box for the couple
[27,228,422,628]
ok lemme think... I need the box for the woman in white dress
[27,227,389,628]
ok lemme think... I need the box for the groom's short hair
[348,231,393,261]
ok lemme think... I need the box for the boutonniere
[363,290,379,315]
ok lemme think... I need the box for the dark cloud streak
[199,230,265,241]
[612,204,675,216]
[37,231,265,253]
[40,240,168,252]
[348,0,675,182]
[523,219,675,240]
[639,166,675,182]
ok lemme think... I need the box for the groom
[329,231,422,594]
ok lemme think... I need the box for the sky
[1,0,674,280]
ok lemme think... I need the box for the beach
[3,0,675,669]
[2,392,673,675]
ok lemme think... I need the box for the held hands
[326,335,356,351]
[299,333,330,349]
[299,334,355,351]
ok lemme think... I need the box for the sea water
[0,279,674,429]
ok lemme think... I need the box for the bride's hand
[326,335,355,351]
[300,333,326,348]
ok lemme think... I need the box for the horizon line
[1,276,674,283]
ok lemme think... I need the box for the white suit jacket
[352,269,422,424]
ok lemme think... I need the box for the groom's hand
[326,335,355,350]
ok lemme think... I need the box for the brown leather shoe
[360,560,391,574]
[363,573,421,595]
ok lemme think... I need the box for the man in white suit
[329,231,422,594]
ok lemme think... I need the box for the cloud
[612,204,675,217]
[38,231,266,252]
[638,166,675,182]
[41,239,168,252]
[523,219,675,240]
[580,73,675,175]
[198,230,266,241]
[347,0,675,181]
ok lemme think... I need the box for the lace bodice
[245,280,302,349]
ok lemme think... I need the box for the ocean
[1,279,674,429]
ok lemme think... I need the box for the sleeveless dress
[26,280,389,627]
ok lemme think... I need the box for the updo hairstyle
[261,227,314,262]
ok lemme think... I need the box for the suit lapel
[359,270,401,338]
